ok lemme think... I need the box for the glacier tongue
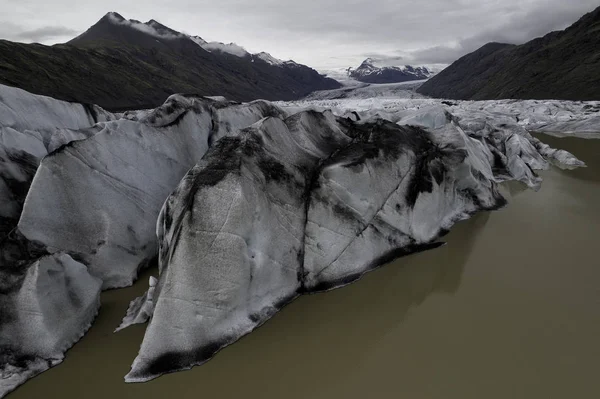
[125,110,353,381]
[1,83,598,397]
[0,87,284,398]
[17,95,284,289]
[125,100,586,381]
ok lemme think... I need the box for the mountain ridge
[0,12,340,111]
[349,58,434,84]
[417,6,600,100]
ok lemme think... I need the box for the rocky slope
[0,12,340,111]
[417,6,600,100]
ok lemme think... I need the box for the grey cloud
[0,19,79,43]
[406,45,467,65]
[0,0,598,68]
[14,26,79,42]
[360,53,405,67]
[182,0,599,68]
[406,1,598,65]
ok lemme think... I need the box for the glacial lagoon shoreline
[6,133,599,399]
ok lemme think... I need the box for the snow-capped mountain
[197,41,299,67]
[349,58,435,84]
[73,12,307,70]
[0,12,339,110]
[189,36,290,66]
[87,14,293,66]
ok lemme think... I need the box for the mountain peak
[361,58,376,66]
[144,19,182,37]
[417,5,600,101]
[69,12,189,48]
[103,11,125,22]
[200,41,249,57]
[350,58,435,84]
[566,4,600,33]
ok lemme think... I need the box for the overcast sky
[0,0,598,70]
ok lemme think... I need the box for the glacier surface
[17,95,284,289]
[1,82,599,397]
[122,97,593,381]
[0,84,114,238]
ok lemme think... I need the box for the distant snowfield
[88,12,294,67]
[298,80,428,101]
[317,68,359,85]
[278,84,600,139]
[104,13,184,40]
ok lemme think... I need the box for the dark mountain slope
[418,6,600,100]
[0,13,340,111]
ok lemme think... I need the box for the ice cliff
[0,83,596,397]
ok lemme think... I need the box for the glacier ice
[0,84,114,238]
[0,253,101,398]
[115,276,157,333]
[1,82,599,397]
[0,87,283,397]
[0,86,116,398]
[122,101,591,382]
[17,95,284,289]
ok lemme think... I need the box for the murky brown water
[10,134,600,399]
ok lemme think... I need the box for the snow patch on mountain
[198,43,294,66]
[189,35,207,46]
[104,12,183,40]
[184,36,291,65]
[200,41,250,57]
[255,52,284,65]
[349,58,435,83]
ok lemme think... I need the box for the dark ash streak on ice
[121,102,577,383]
[0,83,596,396]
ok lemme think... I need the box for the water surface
[11,134,600,399]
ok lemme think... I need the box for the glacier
[0,253,102,397]
[0,85,115,238]
[0,82,599,397]
[17,94,284,289]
